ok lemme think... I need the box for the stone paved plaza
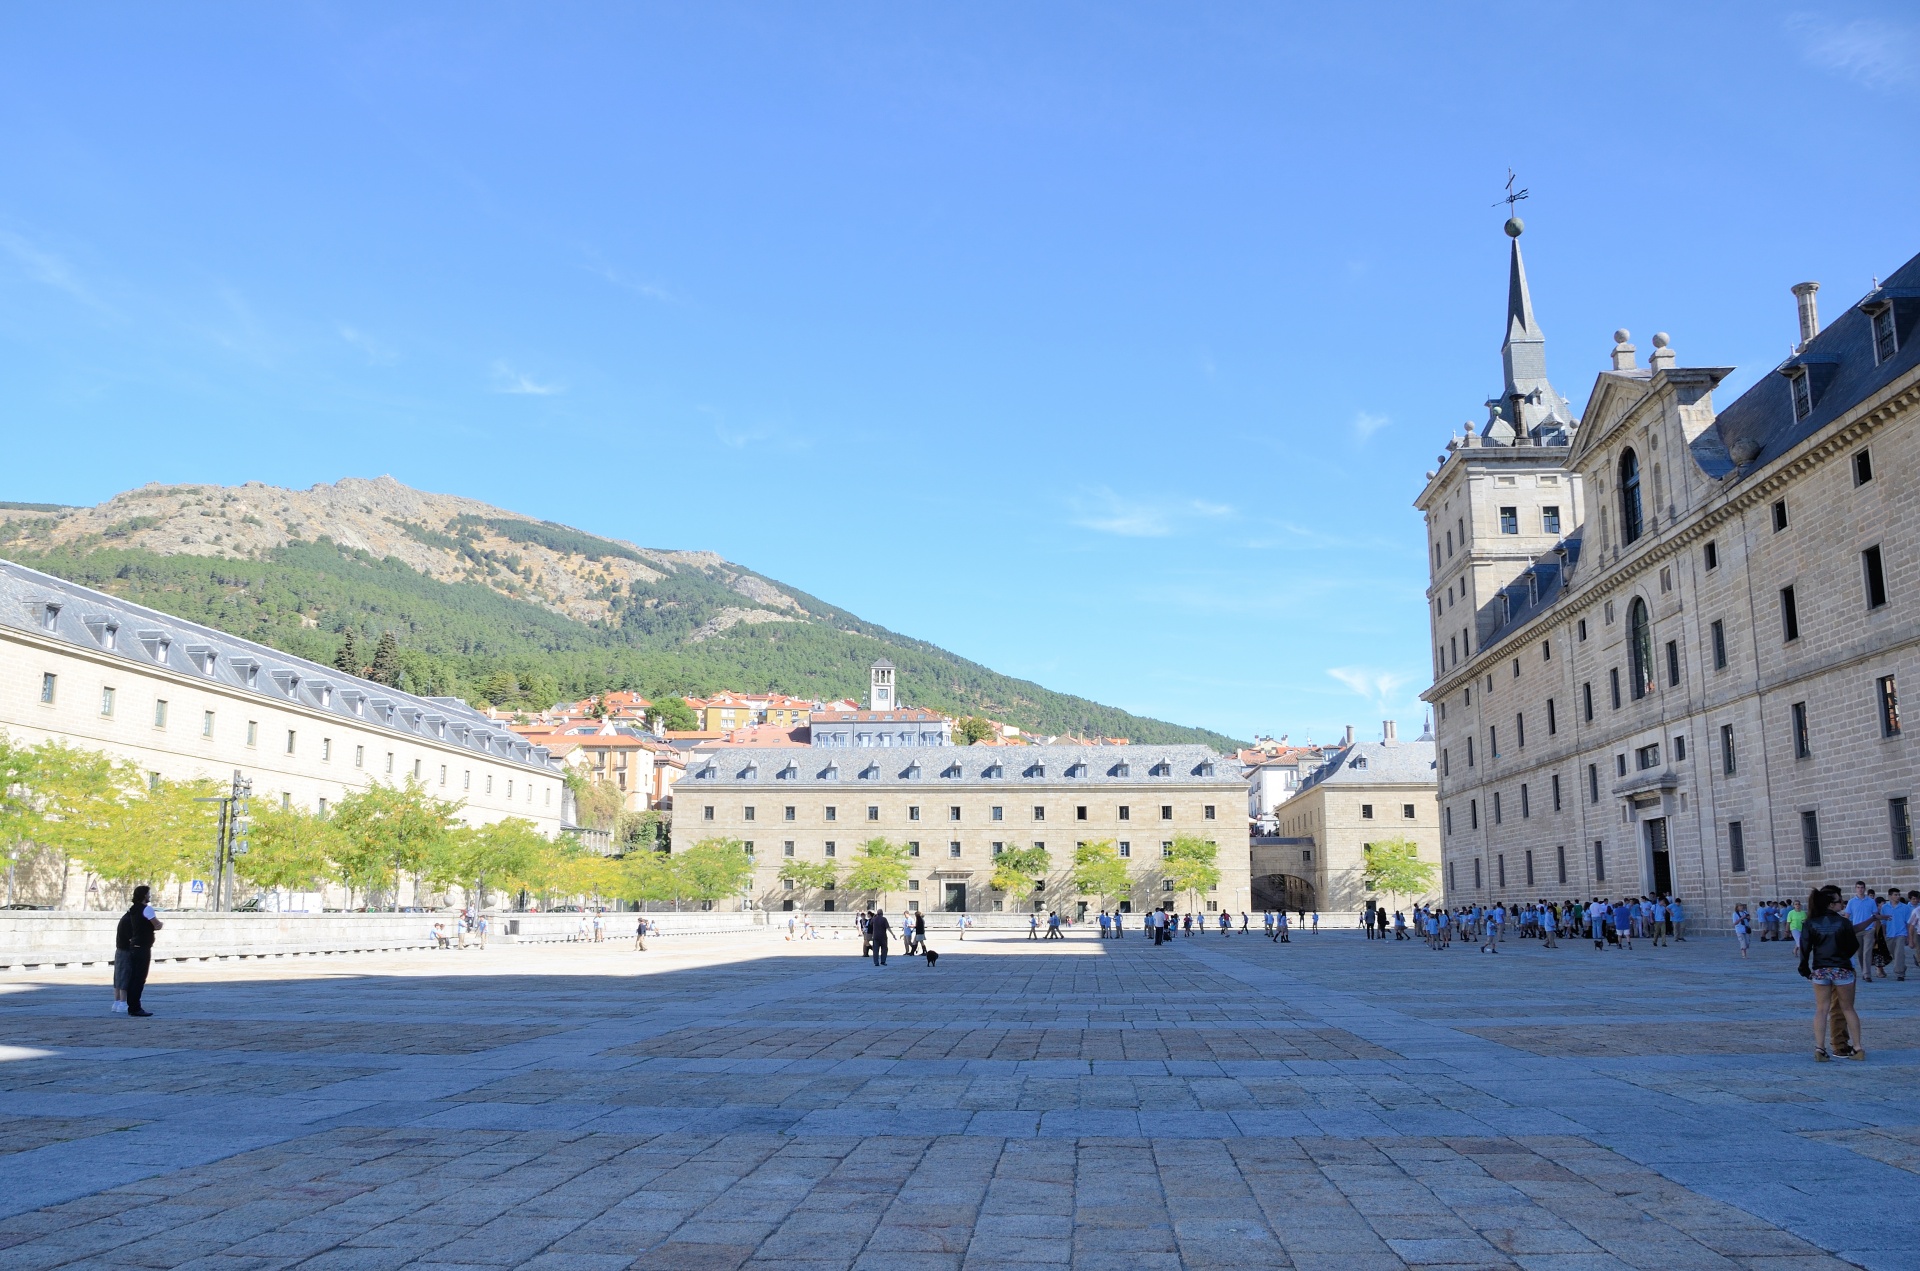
[3,925,1918,1270]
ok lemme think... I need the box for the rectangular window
[100,687,116,717]
[1161,805,1174,820]
[1704,541,1719,570]
[784,806,796,821]
[826,806,838,822]
[907,841,919,857]
[1115,840,1131,858]
[1588,763,1599,804]
[1470,798,1479,829]
[1781,586,1800,641]
[1665,641,1680,687]
[1636,743,1661,771]
[1864,546,1888,609]
[1556,844,1567,885]
[908,806,920,821]
[246,719,257,746]
[1801,809,1821,867]
[1855,448,1876,484]
[1729,821,1746,873]
[1672,735,1686,762]
[1497,854,1506,887]
[990,806,1002,821]
[1892,798,1914,861]
[1442,749,1450,776]
[1445,807,1453,835]
[1542,506,1561,534]
[1520,784,1530,818]
[1609,669,1621,710]
[1773,499,1789,532]
[286,730,297,755]
[153,699,168,728]
[1578,618,1588,641]
[1721,724,1736,775]
[1879,675,1901,737]
[1872,307,1898,362]
[202,710,215,738]
[948,842,961,858]
[1546,698,1556,735]
[867,805,879,821]
[1792,702,1810,758]
[483,773,491,793]
[1593,840,1606,882]
[1516,713,1525,748]
[1075,805,1088,821]
[1493,792,1502,824]
[40,672,57,703]
[783,841,795,857]
[702,806,715,822]
[355,744,365,768]
[1448,860,1456,890]
[322,738,332,762]
[1711,620,1727,670]
[1032,805,1045,822]
[1473,858,1482,889]
[744,806,756,822]
[1616,754,1627,777]
[1203,805,1216,820]
[1361,803,1374,820]
[1582,682,1593,722]
[438,764,446,786]
[1499,506,1519,535]
[1551,773,1562,811]
[825,841,837,857]
[1467,737,1475,767]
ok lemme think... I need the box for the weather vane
[1495,169,1528,237]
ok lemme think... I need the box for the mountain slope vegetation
[0,480,1239,750]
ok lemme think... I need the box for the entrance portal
[1647,818,1672,894]
[943,882,967,912]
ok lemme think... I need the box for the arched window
[1628,597,1653,699]
[1618,449,1644,544]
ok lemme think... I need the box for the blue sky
[2,3,1917,743]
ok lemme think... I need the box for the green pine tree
[369,631,403,687]
[333,628,360,676]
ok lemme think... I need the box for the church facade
[1417,224,1920,922]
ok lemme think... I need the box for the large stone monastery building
[1418,224,1918,920]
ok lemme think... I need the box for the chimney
[1792,282,1820,350]
[1382,720,1397,744]
[1344,724,1355,746]
[1610,329,1637,371]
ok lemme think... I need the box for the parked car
[2,902,50,910]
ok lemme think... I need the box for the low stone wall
[0,910,767,970]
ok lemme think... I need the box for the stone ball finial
[1652,332,1670,348]
[1504,217,1524,238]
[1613,328,1631,344]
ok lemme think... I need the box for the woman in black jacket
[1799,888,1863,1061]
[114,885,163,1018]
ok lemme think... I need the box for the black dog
[922,947,939,966]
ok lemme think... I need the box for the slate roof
[679,744,1238,788]
[0,557,554,772]
[1480,531,1585,646]
[1296,740,1437,795]
[1714,249,1920,471]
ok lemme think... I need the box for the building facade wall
[5,625,565,833]
[1424,350,1919,921]
[678,746,1248,915]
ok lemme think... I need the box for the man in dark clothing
[868,910,891,966]
[115,885,161,1017]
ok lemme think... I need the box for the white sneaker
[111,1001,126,1013]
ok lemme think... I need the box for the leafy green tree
[328,779,463,908]
[989,845,1051,902]
[1071,840,1131,905]
[953,715,995,745]
[777,859,838,895]
[563,768,625,832]
[844,838,909,901]
[1362,837,1437,908]
[480,669,521,706]
[650,695,699,732]
[676,837,756,904]
[368,631,403,687]
[238,802,339,893]
[333,628,361,676]
[1165,835,1221,912]
[617,847,679,906]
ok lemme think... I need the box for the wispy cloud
[1788,13,1920,90]
[0,227,112,314]
[490,360,564,395]
[1351,410,1389,442]
[338,324,398,365]
[1069,488,1234,538]
[579,248,677,303]
[1326,666,1414,712]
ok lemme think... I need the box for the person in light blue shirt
[1845,882,1882,980]
[1888,891,1912,981]
[1649,898,1669,947]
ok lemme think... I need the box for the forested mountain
[0,478,1239,750]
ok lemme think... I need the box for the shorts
[1811,966,1856,987]
[112,950,129,990]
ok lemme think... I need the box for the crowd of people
[1404,896,1688,952]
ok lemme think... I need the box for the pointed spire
[1506,232,1539,344]
[1489,217,1574,442]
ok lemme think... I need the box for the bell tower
[868,659,895,711]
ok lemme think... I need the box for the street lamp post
[194,771,252,912]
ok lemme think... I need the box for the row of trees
[771,836,1224,909]
[1,732,750,911]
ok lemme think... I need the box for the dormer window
[1066,762,1087,778]
[777,762,798,780]
[942,763,962,778]
[343,690,365,715]
[187,646,217,676]
[39,602,61,631]
[740,762,758,780]
[1196,761,1216,777]
[1150,762,1171,777]
[984,763,1003,779]
[821,764,840,781]
[696,763,716,780]
[1112,762,1130,778]
[903,763,921,779]
[1350,756,1368,769]
[1789,367,1813,421]
[1024,763,1045,779]
[859,763,880,780]
[1870,305,1898,364]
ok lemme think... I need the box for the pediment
[1567,372,1653,469]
